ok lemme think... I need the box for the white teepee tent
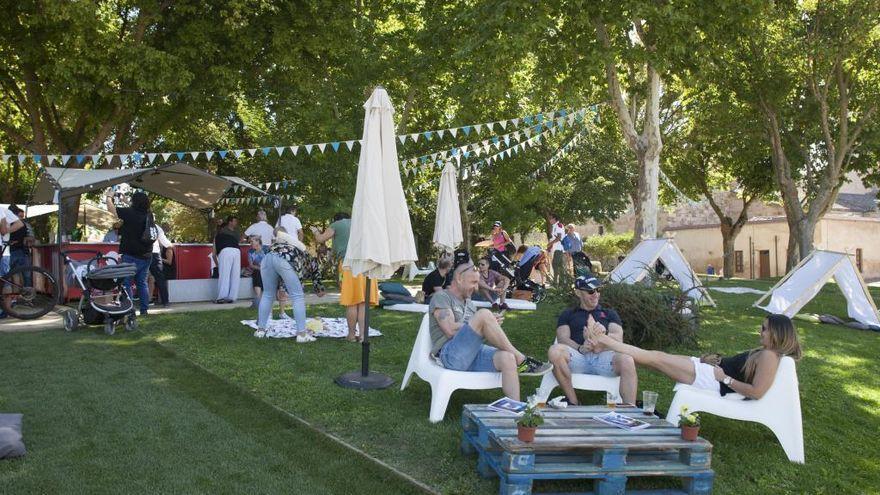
[608,238,716,306]
[754,250,880,328]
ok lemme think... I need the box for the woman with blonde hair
[586,313,801,399]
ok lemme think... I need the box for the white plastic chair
[407,261,436,281]
[666,356,804,463]
[400,314,502,422]
[536,339,621,402]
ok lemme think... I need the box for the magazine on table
[487,397,527,415]
[593,411,651,431]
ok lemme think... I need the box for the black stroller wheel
[533,287,547,303]
[104,319,115,336]
[63,310,79,332]
[125,313,138,332]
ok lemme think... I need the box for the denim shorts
[566,347,616,377]
[439,324,498,372]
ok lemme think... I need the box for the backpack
[142,212,158,244]
[560,234,572,251]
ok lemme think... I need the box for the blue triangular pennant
[261,147,271,156]
[176,152,185,160]
[76,155,86,164]
[462,126,472,136]
[524,116,533,125]
[423,131,433,141]
[331,142,340,152]
[219,150,228,159]
[34,154,42,163]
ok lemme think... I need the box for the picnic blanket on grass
[241,317,381,339]
[382,298,537,314]
[709,286,766,295]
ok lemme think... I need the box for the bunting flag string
[400,108,589,175]
[217,194,298,206]
[659,170,701,206]
[528,125,590,179]
[3,106,586,168]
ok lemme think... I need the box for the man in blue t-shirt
[546,276,637,405]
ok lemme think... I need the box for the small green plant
[678,406,701,427]
[516,399,545,428]
[599,278,699,349]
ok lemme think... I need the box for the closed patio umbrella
[432,161,463,254]
[337,86,418,390]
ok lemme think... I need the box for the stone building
[577,172,880,281]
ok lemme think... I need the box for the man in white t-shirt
[546,213,566,286]
[277,205,303,241]
[148,224,174,307]
[244,210,275,245]
[0,205,24,318]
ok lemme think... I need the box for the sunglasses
[577,287,601,295]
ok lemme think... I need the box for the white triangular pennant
[61,155,71,165]
[275,146,285,156]
[289,146,299,156]
[475,124,483,134]
[398,135,407,145]
[410,133,420,143]
[206,151,215,160]
[345,140,355,151]
[305,144,313,154]
[161,153,172,162]
[450,128,458,137]
[47,155,57,165]
[147,153,157,163]
[500,121,508,130]
[190,151,200,160]
[437,129,445,139]
[233,150,243,158]
[105,155,115,165]
[317,143,327,153]
[511,118,520,127]
[247,149,258,157]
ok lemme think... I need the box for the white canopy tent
[608,238,715,306]
[432,161,463,253]
[31,162,266,210]
[754,250,880,328]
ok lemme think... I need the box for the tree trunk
[720,223,735,279]
[634,149,660,240]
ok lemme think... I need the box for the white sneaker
[296,333,316,343]
[253,329,267,338]
[280,312,292,320]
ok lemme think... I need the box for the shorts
[339,262,378,307]
[252,269,263,289]
[565,347,617,377]
[689,357,721,393]
[439,324,498,372]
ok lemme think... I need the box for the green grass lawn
[2,278,879,494]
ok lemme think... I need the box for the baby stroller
[62,250,138,335]
[487,249,547,303]
[571,251,594,278]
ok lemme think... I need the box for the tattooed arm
[432,307,463,338]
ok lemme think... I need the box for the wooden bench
[461,404,714,495]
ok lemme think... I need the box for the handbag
[142,212,159,244]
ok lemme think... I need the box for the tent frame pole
[753,251,815,308]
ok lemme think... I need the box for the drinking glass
[642,390,659,416]
[606,391,618,408]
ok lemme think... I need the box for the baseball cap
[574,276,602,291]
[7,204,23,215]
[493,221,502,227]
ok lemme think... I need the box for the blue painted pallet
[461,404,714,495]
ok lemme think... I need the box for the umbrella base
[334,371,395,390]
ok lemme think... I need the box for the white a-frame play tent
[608,238,716,306]
[754,250,880,328]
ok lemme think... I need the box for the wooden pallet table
[461,404,714,495]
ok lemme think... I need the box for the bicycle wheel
[1,265,59,320]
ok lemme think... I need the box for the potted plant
[678,406,701,441]
[516,400,544,442]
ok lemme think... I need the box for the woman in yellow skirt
[312,213,377,342]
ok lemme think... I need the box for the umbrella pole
[334,276,394,390]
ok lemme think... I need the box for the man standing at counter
[105,190,156,316]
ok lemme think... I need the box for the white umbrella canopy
[344,87,418,279]
[432,161,463,253]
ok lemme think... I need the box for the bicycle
[0,245,60,320]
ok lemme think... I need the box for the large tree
[693,0,880,268]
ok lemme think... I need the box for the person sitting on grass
[429,257,553,401]
[474,256,509,310]
[586,313,802,399]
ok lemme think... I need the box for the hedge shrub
[599,278,699,349]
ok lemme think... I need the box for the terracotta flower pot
[681,425,700,441]
[517,425,537,442]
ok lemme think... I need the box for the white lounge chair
[536,339,621,402]
[407,261,436,281]
[666,356,804,463]
[400,314,502,422]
